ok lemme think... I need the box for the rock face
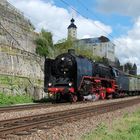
[0,0,45,100]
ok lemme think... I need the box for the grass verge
[0,92,33,106]
[82,110,140,140]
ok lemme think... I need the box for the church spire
[67,18,77,40]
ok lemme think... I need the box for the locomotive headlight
[69,82,72,86]
[61,57,65,61]
[48,83,52,87]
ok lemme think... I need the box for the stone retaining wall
[0,0,46,100]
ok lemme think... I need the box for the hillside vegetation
[0,92,33,106]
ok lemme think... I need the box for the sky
[8,0,140,74]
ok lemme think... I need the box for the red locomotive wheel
[71,95,78,102]
[100,92,106,100]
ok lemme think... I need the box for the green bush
[0,92,33,106]
[35,29,54,58]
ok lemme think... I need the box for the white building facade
[67,19,115,62]
[76,36,115,62]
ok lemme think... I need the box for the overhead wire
[76,0,122,37]
[60,0,111,35]
[60,0,124,46]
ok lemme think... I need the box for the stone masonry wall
[0,0,46,100]
[0,0,36,53]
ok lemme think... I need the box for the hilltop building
[75,36,115,62]
[67,18,115,62]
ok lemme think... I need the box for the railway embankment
[0,96,140,139]
[21,99,140,140]
[82,107,140,140]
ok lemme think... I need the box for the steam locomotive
[44,49,140,102]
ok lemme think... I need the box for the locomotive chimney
[68,49,75,54]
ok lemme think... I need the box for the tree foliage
[121,62,137,75]
[55,39,108,63]
[124,62,133,71]
[115,58,121,68]
[35,32,117,67]
[74,47,103,62]
[55,39,74,55]
[35,29,54,58]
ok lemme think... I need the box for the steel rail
[0,101,91,113]
[0,96,138,113]
[0,103,51,113]
[0,102,78,113]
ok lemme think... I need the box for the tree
[35,29,54,58]
[101,57,109,65]
[124,62,133,73]
[55,39,74,55]
[115,57,120,68]
[122,62,137,75]
[74,47,102,62]
[130,63,137,75]
[55,39,109,63]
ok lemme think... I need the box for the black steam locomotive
[44,49,140,102]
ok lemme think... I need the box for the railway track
[0,96,137,113]
[0,103,52,113]
[0,102,77,113]
[0,97,140,138]
[0,100,92,113]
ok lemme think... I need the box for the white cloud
[95,0,140,74]
[76,17,112,39]
[96,0,140,17]
[114,17,140,74]
[8,0,112,42]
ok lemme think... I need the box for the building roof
[68,18,77,29]
[77,36,110,44]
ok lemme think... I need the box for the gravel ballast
[0,96,139,121]
[1,96,140,140]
